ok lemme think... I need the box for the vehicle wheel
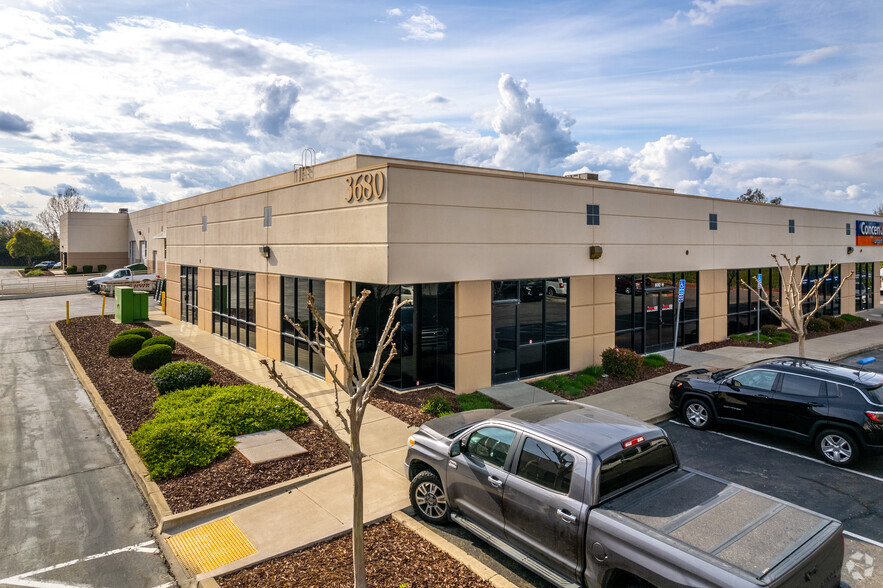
[410,470,449,524]
[682,398,713,430]
[547,287,555,296]
[815,429,860,467]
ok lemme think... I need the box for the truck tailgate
[599,469,842,585]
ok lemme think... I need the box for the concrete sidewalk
[136,308,883,583]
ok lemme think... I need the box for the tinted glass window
[734,369,778,391]
[599,438,676,499]
[466,427,516,469]
[516,438,574,493]
[778,374,823,397]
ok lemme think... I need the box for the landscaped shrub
[129,384,309,479]
[828,317,847,330]
[132,344,172,371]
[421,394,453,417]
[601,347,643,380]
[760,324,780,338]
[121,327,153,340]
[108,334,147,357]
[534,365,601,397]
[455,392,494,412]
[150,361,213,394]
[807,317,830,332]
[142,335,177,351]
[82,264,93,273]
[643,353,668,369]
[26,269,45,276]
[98,264,107,272]
[65,265,77,274]
[840,314,862,322]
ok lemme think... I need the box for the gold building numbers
[345,171,385,202]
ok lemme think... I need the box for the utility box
[115,286,135,323]
[133,291,149,321]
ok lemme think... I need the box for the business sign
[856,220,883,245]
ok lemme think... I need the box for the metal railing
[0,275,91,296]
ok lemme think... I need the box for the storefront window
[855,262,874,312]
[614,272,698,353]
[180,265,198,325]
[727,267,781,335]
[212,269,256,349]
[281,276,325,377]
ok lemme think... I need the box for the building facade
[62,155,883,393]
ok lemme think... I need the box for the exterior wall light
[847,246,854,254]
[589,245,603,260]
[260,245,271,259]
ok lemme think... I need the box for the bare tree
[874,202,883,216]
[36,186,89,241]
[742,253,853,356]
[737,188,782,205]
[260,289,409,588]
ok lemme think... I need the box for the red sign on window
[647,305,658,312]
[662,304,673,310]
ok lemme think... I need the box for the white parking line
[0,541,160,587]
[666,420,883,484]
[845,530,883,549]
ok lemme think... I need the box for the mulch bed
[372,386,508,428]
[542,362,688,401]
[686,319,880,352]
[217,517,494,588]
[55,315,348,513]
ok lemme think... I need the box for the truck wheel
[815,429,859,467]
[410,470,449,524]
[682,398,713,430]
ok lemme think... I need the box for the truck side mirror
[727,379,741,390]
[449,439,463,457]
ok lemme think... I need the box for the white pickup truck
[86,263,160,295]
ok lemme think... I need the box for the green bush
[151,361,213,394]
[65,265,77,274]
[26,269,45,276]
[121,327,153,340]
[132,344,172,371]
[828,317,846,330]
[142,335,177,351]
[421,394,453,416]
[807,317,830,332]
[82,264,93,273]
[108,334,147,357]
[535,371,596,397]
[130,384,309,479]
[601,347,643,379]
[98,264,107,272]
[643,354,668,369]
[760,324,780,338]
[840,313,862,322]
[456,392,494,412]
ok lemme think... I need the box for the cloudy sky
[1,0,881,223]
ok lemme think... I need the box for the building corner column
[454,280,492,393]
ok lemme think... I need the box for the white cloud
[628,135,720,194]
[387,8,403,17]
[396,7,446,41]
[673,0,765,26]
[788,46,841,66]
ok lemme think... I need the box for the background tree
[261,289,409,588]
[5,228,50,267]
[36,186,89,242]
[742,253,852,356]
[873,203,883,216]
[737,188,782,205]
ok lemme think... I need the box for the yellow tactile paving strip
[167,516,257,575]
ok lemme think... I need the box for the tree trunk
[351,432,366,588]
[798,334,805,357]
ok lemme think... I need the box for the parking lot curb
[392,511,519,588]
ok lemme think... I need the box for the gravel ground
[55,315,348,513]
[217,518,494,588]
[686,318,879,352]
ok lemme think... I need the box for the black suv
[670,356,883,467]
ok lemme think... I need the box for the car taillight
[622,435,645,449]
[866,411,883,423]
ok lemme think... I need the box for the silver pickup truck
[404,401,843,588]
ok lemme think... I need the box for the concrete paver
[234,429,306,464]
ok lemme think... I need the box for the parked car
[405,401,843,588]
[52,262,61,269]
[670,356,883,467]
[86,263,160,295]
[545,278,567,297]
[615,275,648,294]
[33,260,55,269]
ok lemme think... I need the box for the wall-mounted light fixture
[847,246,855,254]
[259,245,271,259]
[589,245,603,260]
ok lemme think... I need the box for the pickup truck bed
[598,469,842,586]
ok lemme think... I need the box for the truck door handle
[487,476,503,488]
[756,394,769,399]
[557,509,576,524]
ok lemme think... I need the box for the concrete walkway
[90,305,883,582]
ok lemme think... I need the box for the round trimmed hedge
[121,327,152,340]
[108,334,147,357]
[132,344,172,371]
[142,335,177,351]
[151,361,212,394]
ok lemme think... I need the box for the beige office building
[61,155,883,393]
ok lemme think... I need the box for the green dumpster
[115,286,135,323]
[133,291,149,321]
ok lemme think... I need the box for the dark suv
[670,356,883,467]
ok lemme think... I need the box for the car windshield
[711,368,734,381]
